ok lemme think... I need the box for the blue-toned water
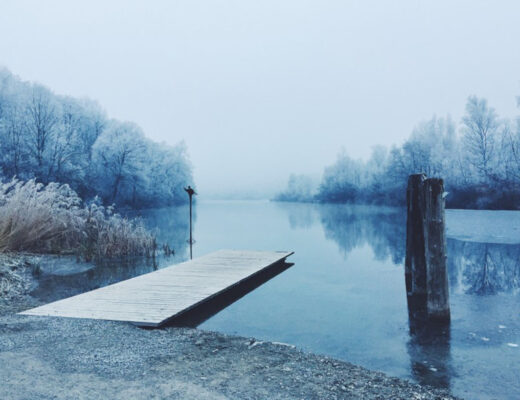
[33,201,520,399]
[194,201,520,400]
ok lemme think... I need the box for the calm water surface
[33,201,520,399]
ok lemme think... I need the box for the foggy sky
[1,0,519,198]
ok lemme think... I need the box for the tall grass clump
[0,179,155,260]
[81,202,156,261]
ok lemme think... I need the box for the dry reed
[0,179,156,260]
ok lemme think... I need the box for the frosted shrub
[81,201,155,261]
[0,179,83,253]
[0,179,155,260]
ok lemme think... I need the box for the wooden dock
[20,250,293,327]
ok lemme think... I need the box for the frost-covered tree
[275,174,314,202]
[501,99,520,186]
[47,97,82,183]
[389,116,457,182]
[25,87,59,173]
[279,97,520,209]
[0,67,193,208]
[461,96,500,183]
[143,141,193,207]
[317,150,364,202]
[92,121,147,204]
[0,103,26,178]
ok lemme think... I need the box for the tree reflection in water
[280,202,520,391]
[317,204,407,265]
[448,240,520,295]
[305,204,520,295]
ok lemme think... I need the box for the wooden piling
[405,174,450,322]
[424,178,450,321]
[405,174,427,300]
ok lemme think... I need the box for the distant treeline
[0,68,193,208]
[275,96,520,210]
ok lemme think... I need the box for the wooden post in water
[405,174,450,322]
[423,178,450,321]
[405,174,427,305]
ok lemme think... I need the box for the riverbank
[0,255,459,400]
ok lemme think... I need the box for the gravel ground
[0,256,460,400]
[0,310,460,399]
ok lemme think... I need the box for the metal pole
[184,186,196,260]
[189,194,192,260]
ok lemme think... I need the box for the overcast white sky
[1,1,519,197]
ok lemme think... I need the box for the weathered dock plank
[20,249,293,327]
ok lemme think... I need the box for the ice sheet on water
[38,255,95,276]
[446,209,520,244]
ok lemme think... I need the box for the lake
[33,201,520,400]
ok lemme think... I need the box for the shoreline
[0,253,460,399]
[1,316,459,400]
